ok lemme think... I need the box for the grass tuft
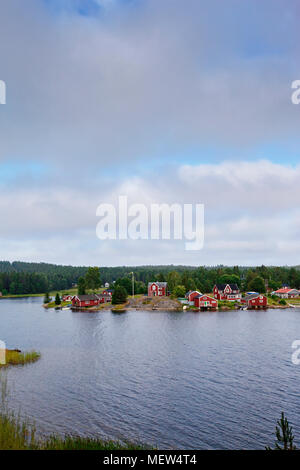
[0,350,41,368]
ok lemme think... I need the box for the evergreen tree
[248,275,266,293]
[267,412,296,450]
[78,277,86,295]
[166,271,181,293]
[112,286,128,305]
[85,267,101,291]
[55,293,61,305]
[44,292,50,304]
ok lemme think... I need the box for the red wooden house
[148,282,168,297]
[241,293,267,308]
[213,284,241,301]
[72,294,101,308]
[102,289,112,297]
[96,293,111,303]
[194,294,218,309]
[62,295,73,302]
[185,290,202,304]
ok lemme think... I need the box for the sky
[0,0,300,266]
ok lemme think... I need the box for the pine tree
[55,293,61,305]
[267,412,296,450]
[77,277,86,295]
[44,292,50,304]
[112,286,128,305]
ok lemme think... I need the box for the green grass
[0,350,41,368]
[44,300,70,308]
[0,372,149,450]
[39,435,147,450]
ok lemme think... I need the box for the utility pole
[130,272,134,298]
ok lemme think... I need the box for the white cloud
[0,160,299,265]
[0,1,299,265]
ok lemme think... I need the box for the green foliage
[267,412,296,450]
[166,271,181,293]
[0,261,89,295]
[43,292,50,303]
[248,276,266,293]
[1,350,41,368]
[115,277,132,295]
[115,277,146,295]
[112,286,128,305]
[55,293,61,305]
[218,274,241,287]
[173,285,186,298]
[84,267,101,290]
[77,276,86,295]
[279,298,287,305]
[0,262,300,297]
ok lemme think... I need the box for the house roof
[74,294,100,301]
[148,282,167,287]
[194,294,215,300]
[275,288,299,294]
[186,290,201,297]
[215,283,239,291]
[243,293,263,301]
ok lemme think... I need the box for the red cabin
[241,293,267,308]
[72,294,101,307]
[148,282,168,297]
[185,290,202,304]
[194,294,218,309]
[97,293,111,303]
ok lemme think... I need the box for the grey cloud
[0,0,299,170]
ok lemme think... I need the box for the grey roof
[215,283,239,291]
[74,294,100,301]
[186,290,202,297]
[243,293,263,301]
[148,282,167,287]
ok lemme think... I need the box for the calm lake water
[1,297,300,449]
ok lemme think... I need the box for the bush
[112,286,128,305]
[279,299,287,305]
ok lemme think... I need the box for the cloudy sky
[0,0,299,266]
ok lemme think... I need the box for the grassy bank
[0,372,147,450]
[0,350,40,368]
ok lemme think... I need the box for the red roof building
[148,282,168,297]
[72,294,101,308]
[194,294,218,309]
[241,293,268,308]
[185,290,202,304]
[274,288,299,299]
[213,283,241,301]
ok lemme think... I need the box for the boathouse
[72,294,101,307]
[241,293,268,308]
[194,294,218,309]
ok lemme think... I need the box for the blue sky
[0,0,299,265]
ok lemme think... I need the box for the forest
[0,261,300,296]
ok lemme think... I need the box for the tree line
[0,261,88,295]
[0,261,300,296]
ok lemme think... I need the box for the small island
[0,349,41,368]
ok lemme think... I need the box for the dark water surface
[1,297,300,449]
